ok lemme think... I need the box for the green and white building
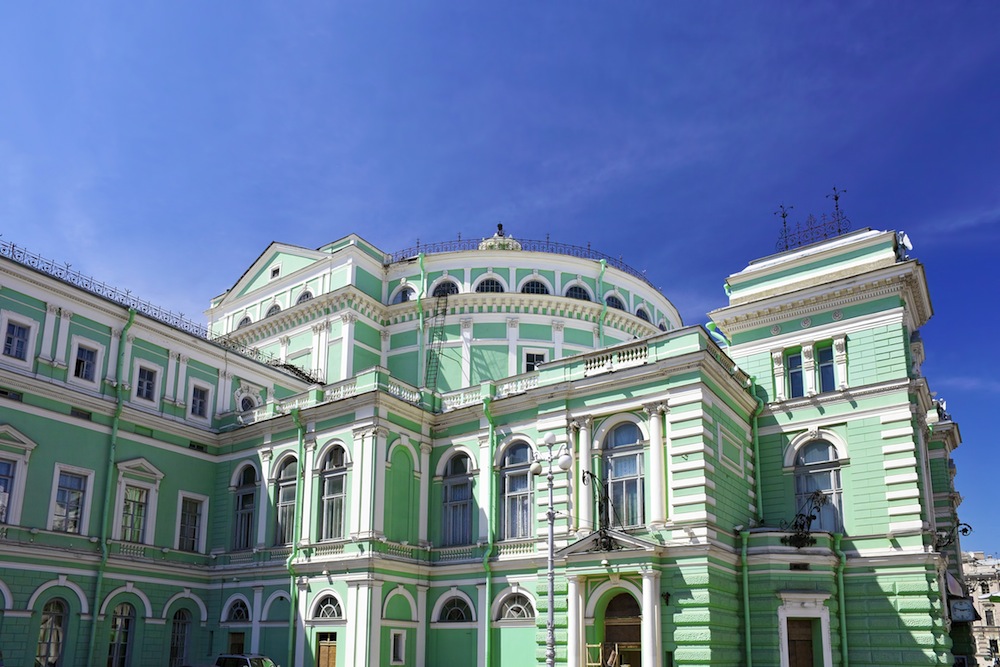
[0,226,975,666]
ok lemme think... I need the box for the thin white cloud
[935,377,1000,394]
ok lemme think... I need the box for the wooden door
[787,619,814,667]
[317,632,337,667]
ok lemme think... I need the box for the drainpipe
[416,253,427,386]
[87,308,136,664]
[596,259,607,347]
[834,533,849,667]
[748,377,765,526]
[741,530,752,667]
[481,397,498,667]
[286,409,307,665]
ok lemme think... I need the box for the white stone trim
[776,591,833,667]
[47,463,96,534]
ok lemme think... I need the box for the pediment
[116,457,165,482]
[0,424,38,458]
[557,529,662,558]
[217,242,327,307]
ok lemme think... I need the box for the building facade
[0,227,974,666]
[963,552,1000,665]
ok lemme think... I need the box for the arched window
[392,286,416,304]
[240,396,256,413]
[233,466,257,551]
[296,291,313,305]
[227,600,250,622]
[605,295,626,311]
[36,598,67,667]
[794,440,843,532]
[439,597,472,622]
[432,281,459,297]
[443,454,473,546]
[315,595,343,620]
[169,609,192,667]
[658,322,668,332]
[521,280,549,295]
[636,308,651,323]
[501,443,533,540]
[107,602,136,667]
[475,278,505,293]
[565,285,590,301]
[603,422,644,528]
[499,593,535,620]
[274,458,298,545]
[319,447,347,541]
[236,316,252,330]
[265,304,281,318]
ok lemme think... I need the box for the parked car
[214,655,280,667]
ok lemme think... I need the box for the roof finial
[497,223,505,238]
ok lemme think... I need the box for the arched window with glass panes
[565,284,591,301]
[107,602,136,667]
[36,598,67,667]
[432,281,459,297]
[605,295,626,311]
[501,443,533,540]
[498,593,535,620]
[603,421,645,529]
[475,278,505,293]
[438,597,473,622]
[520,279,549,295]
[442,453,473,546]
[233,465,257,551]
[319,446,347,541]
[793,439,844,532]
[274,458,298,545]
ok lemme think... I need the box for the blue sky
[1,3,998,553]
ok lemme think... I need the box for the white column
[120,333,135,381]
[39,304,58,362]
[771,350,786,401]
[177,354,190,407]
[257,447,273,548]
[341,312,357,378]
[478,435,492,542]
[461,318,473,387]
[415,585,428,667]
[251,585,264,654]
[567,575,583,667]
[218,371,232,414]
[418,443,432,545]
[507,317,519,376]
[347,580,373,667]
[279,335,290,363]
[301,434,317,543]
[646,403,666,528]
[351,427,371,537]
[295,580,308,667]
[380,329,390,368]
[369,581,384,667]
[164,351,178,403]
[641,570,662,667]
[477,583,488,663]
[803,345,816,396]
[105,329,122,382]
[833,335,848,389]
[577,417,593,535]
[344,583,358,667]
[372,427,388,537]
[552,320,564,359]
[54,309,72,367]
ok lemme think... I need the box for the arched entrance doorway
[603,592,641,667]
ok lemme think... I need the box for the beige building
[964,552,1000,665]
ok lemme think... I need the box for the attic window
[270,267,281,279]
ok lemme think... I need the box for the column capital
[642,402,667,416]
[551,320,565,332]
[61,309,74,320]
[507,317,519,329]
[461,318,473,330]
[340,311,358,324]
[47,304,60,314]
[420,442,433,455]
[641,568,661,582]
[178,354,189,364]
[279,335,290,346]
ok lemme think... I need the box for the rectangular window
[390,630,405,664]
[990,639,999,656]
[121,485,149,543]
[787,351,804,398]
[987,609,995,626]
[817,345,835,393]
[234,489,255,550]
[525,352,546,372]
[137,367,157,401]
[443,479,472,546]
[0,459,13,524]
[178,497,202,552]
[320,474,345,541]
[504,471,531,539]
[982,582,990,595]
[53,472,87,534]
[3,322,29,360]
[191,386,208,418]
[74,345,97,381]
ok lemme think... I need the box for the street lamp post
[531,432,573,667]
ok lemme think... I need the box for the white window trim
[390,629,406,665]
[131,360,164,405]
[471,273,509,293]
[390,283,417,305]
[112,462,163,544]
[562,279,595,301]
[515,274,555,295]
[47,464,96,534]
[269,263,282,281]
[187,380,214,423]
[175,491,210,553]
[68,335,106,390]
[776,591,833,667]
[0,310,40,371]
[523,347,548,373]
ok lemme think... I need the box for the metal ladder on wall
[423,295,448,390]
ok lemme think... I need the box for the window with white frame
[227,599,250,622]
[168,608,192,667]
[0,310,38,369]
[793,439,843,533]
[603,421,645,528]
[274,458,298,545]
[636,308,651,323]
[524,351,546,372]
[816,344,836,393]
[390,629,405,665]
[233,466,257,550]
[113,459,163,544]
[442,453,473,546]
[605,295,626,311]
[270,266,281,280]
[49,465,94,534]
[501,443,533,540]
[774,338,846,401]
[498,593,535,620]
[438,597,473,622]
[564,284,591,301]
[0,458,14,524]
[36,597,68,667]
[189,383,211,420]
[3,321,29,360]
[432,281,460,297]
[134,364,159,402]
[319,447,346,540]
[107,602,136,667]
[120,485,149,543]
[69,337,105,387]
[265,303,281,318]
[392,286,416,304]
[237,315,252,329]
[296,290,313,305]
[314,594,343,619]
[177,493,208,552]
[475,278,505,293]
[521,280,549,295]
[786,349,805,398]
